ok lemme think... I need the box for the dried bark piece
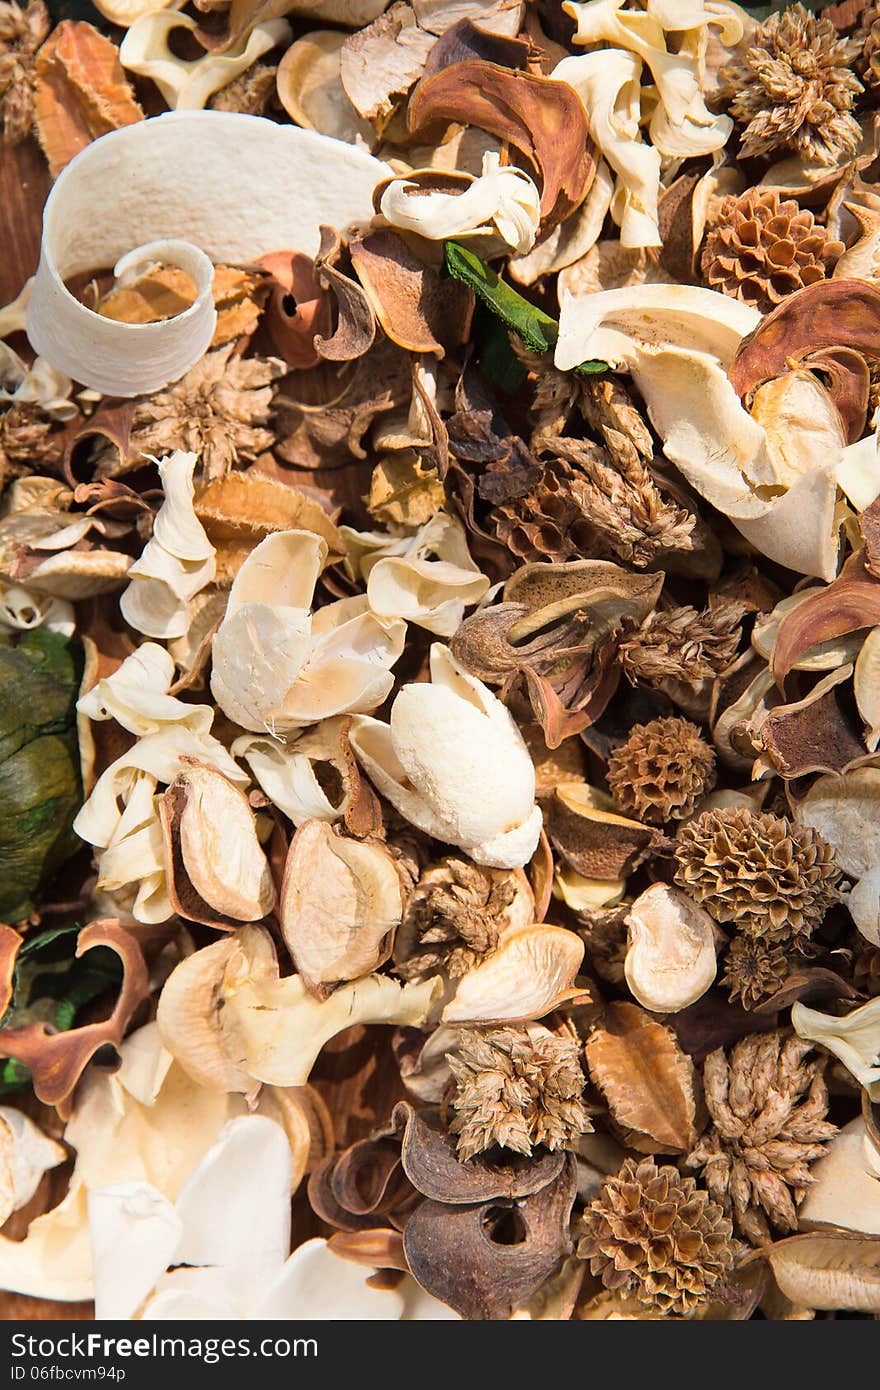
[0,920,148,1112]
[349,230,473,358]
[255,250,332,369]
[758,1231,880,1311]
[403,1155,576,1320]
[33,21,143,178]
[312,225,376,362]
[584,1001,699,1155]
[394,1102,564,1204]
[772,554,880,685]
[408,60,595,230]
[730,280,880,400]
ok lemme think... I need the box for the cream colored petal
[380,152,540,255]
[78,642,214,736]
[154,450,214,562]
[792,999,880,1099]
[121,13,292,111]
[276,31,375,147]
[0,582,74,635]
[0,1109,66,1226]
[734,467,841,583]
[510,160,615,287]
[0,277,32,339]
[348,715,456,842]
[226,530,327,616]
[88,1183,182,1321]
[442,924,585,1023]
[232,733,345,825]
[366,556,489,636]
[623,883,717,1012]
[254,1239,405,1320]
[837,432,880,512]
[856,627,880,752]
[799,1119,880,1236]
[796,768,880,879]
[156,935,259,1097]
[229,972,442,1087]
[210,604,314,732]
[27,113,390,397]
[846,870,880,949]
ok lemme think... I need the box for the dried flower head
[395,857,515,982]
[684,1032,837,1245]
[674,807,841,944]
[619,602,744,687]
[209,62,278,116]
[130,343,284,482]
[607,715,717,824]
[448,1025,590,1161]
[0,403,63,485]
[853,2,880,92]
[0,0,49,142]
[702,189,844,313]
[577,1158,735,1316]
[722,3,862,166]
[720,935,790,1009]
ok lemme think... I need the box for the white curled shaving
[379,152,541,255]
[120,13,292,112]
[26,111,390,396]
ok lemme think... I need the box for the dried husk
[34,21,143,178]
[623,884,718,1014]
[160,761,276,930]
[759,1232,880,1312]
[584,1001,699,1154]
[279,820,404,996]
[275,31,375,146]
[550,783,664,882]
[441,924,586,1024]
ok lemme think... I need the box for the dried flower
[395,857,515,983]
[0,0,49,142]
[0,403,63,485]
[702,189,844,313]
[721,935,791,1009]
[546,436,697,570]
[606,716,717,825]
[130,344,284,482]
[619,603,744,687]
[577,1158,735,1316]
[674,807,842,944]
[209,61,277,115]
[722,4,862,166]
[853,2,880,91]
[684,1032,837,1245]
[448,1025,590,1162]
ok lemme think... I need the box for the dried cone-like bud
[448,1025,590,1161]
[853,3,880,92]
[684,1032,837,1246]
[720,934,790,1009]
[493,460,599,566]
[722,3,862,166]
[674,807,841,944]
[577,1158,735,1316]
[394,857,516,982]
[619,603,744,687]
[702,189,843,313]
[607,716,716,824]
[0,0,49,142]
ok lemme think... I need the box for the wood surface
[0,135,400,1322]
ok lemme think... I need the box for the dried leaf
[313,226,377,362]
[584,1001,698,1154]
[760,1232,880,1312]
[350,230,473,357]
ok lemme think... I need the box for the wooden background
[0,134,402,1320]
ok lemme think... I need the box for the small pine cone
[606,716,717,825]
[720,935,790,1009]
[853,2,880,90]
[577,1158,735,1316]
[702,190,843,313]
[721,3,862,167]
[493,459,599,564]
[684,1032,837,1246]
[674,807,841,944]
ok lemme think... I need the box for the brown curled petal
[758,667,865,778]
[402,1154,577,1320]
[802,346,869,445]
[420,17,534,81]
[520,642,620,749]
[350,229,473,359]
[328,1228,409,1273]
[338,717,384,840]
[313,225,376,362]
[772,553,880,686]
[753,967,859,1015]
[63,400,137,486]
[549,786,663,879]
[730,281,880,400]
[392,1102,564,1204]
[0,919,148,1112]
[331,1138,411,1218]
[530,828,554,924]
[255,251,332,370]
[407,60,595,232]
[0,926,23,1018]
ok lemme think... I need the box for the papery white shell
[623,883,717,1012]
[442,924,585,1023]
[793,998,880,1099]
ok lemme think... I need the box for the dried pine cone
[448,1025,590,1161]
[394,857,515,982]
[720,935,790,1009]
[578,1158,735,1316]
[606,716,717,824]
[722,3,862,166]
[674,807,841,944]
[494,459,598,565]
[702,189,843,312]
[684,1032,837,1245]
[852,1,880,90]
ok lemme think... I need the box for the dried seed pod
[623,883,718,1013]
[606,715,717,824]
[584,1001,698,1155]
[161,760,276,929]
[279,820,404,997]
[702,189,843,312]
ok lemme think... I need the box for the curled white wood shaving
[26,111,389,396]
[379,152,541,255]
[0,342,75,421]
[120,451,215,640]
[120,12,292,111]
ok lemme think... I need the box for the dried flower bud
[607,715,716,824]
